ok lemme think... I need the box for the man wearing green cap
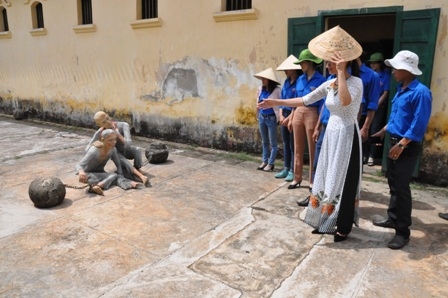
[367,52,391,166]
[356,53,381,165]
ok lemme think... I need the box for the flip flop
[141,176,150,186]
[89,185,104,196]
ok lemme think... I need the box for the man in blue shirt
[367,52,392,166]
[371,50,432,250]
[357,54,381,164]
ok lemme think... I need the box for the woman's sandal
[287,181,302,189]
[257,163,268,170]
[89,185,104,196]
[263,164,275,172]
[311,229,325,234]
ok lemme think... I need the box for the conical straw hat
[308,25,362,61]
[276,55,302,71]
[254,68,280,84]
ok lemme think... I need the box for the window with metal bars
[226,0,252,11]
[1,7,8,31]
[142,0,158,19]
[81,0,92,25]
[35,3,44,28]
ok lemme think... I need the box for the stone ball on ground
[145,143,169,164]
[28,177,66,208]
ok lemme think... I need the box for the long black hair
[347,60,360,78]
[263,80,280,93]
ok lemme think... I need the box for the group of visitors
[256,25,433,249]
[74,25,437,250]
[76,111,150,196]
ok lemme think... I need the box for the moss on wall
[235,104,257,125]
[419,112,448,186]
[425,111,448,147]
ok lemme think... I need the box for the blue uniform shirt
[317,75,335,125]
[280,78,297,111]
[360,63,381,115]
[319,105,330,125]
[258,88,275,115]
[296,71,326,108]
[378,69,391,94]
[387,78,432,142]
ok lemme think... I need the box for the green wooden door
[287,16,321,56]
[382,8,440,177]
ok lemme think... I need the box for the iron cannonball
[28,177,66,208]
[145,143,169,164]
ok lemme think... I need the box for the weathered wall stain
[425,111,448,146]
[162,68,199,102]
[235,104,257,125]
[420,112,448,186]
[437,14,447,49]
[134,113,260,152]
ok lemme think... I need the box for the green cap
[367,52,384,62]
[294,49,323,65]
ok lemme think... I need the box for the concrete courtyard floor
[0,115,447,297]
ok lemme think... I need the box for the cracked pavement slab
[0,115,447,297]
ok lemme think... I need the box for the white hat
[308,25,363,61]
[276,55,302,71]
[254,68,280,84]
[385,50,422,76]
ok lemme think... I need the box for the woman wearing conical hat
[274,55,302,182]
[258,26,363,242]
[254,68,281,172]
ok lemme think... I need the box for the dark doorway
[327,14,395,63]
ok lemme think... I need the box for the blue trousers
[258,114,278,165]
[280,109,294,171]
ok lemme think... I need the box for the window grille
[142,0,158,19]
[81,0,92,24]
[1,7,8,31]
[226,0,251,11]
[36,3,44,28]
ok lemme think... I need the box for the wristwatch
[397,143,406,149]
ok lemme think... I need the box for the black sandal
[287,181,301,189]
[257,163,267,170]
[263,164,275,172]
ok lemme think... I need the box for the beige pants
[292,106,318,185]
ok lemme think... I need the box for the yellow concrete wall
[0,1,447,178]
[1,1,446,119]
